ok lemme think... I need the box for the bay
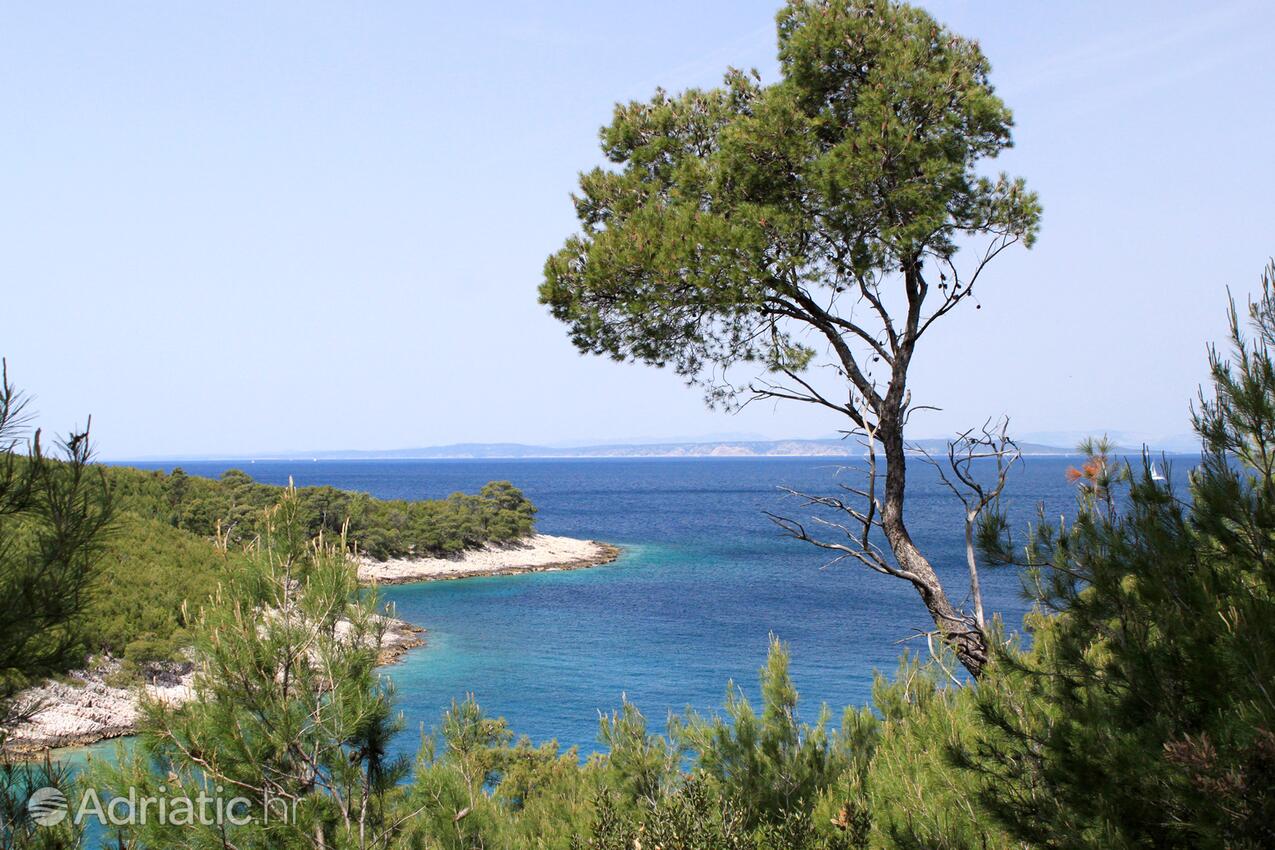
[124,456,1093,757]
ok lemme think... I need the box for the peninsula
[1,463,617,756]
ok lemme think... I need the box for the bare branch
[914,417,1021,630]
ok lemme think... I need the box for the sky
[2,1,1273,459]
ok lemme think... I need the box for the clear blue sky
[3,1,1272,458]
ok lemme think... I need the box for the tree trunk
[879,419,989,678]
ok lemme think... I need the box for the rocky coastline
[3,533,617,757]
[1,615,423,757]
[358,533,621,584]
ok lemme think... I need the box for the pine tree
[95,485,416,850]
[0,360,113,724]
[541,0,1041,677]
[966,265,1275,848]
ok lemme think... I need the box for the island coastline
[3,533,617,758]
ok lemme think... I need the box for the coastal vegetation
[0,397,537,676]
[0,361,112,722]
[3,2,1272,850]
[107,464,536,560]
[52,264,1272,850]
[79,467,534,667]
[95,487,414,850]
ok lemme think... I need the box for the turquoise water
[120,456,1106,758]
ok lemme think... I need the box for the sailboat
[1150,461,1166,482]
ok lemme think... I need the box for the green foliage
[862,650,1018,850]
[0,361,113,720]
[596,698,678,808]
[408,696,593,849]
[81,512,249,664]
[570,638,880,850]
[578,778,752,850]
[957,266,1275,849]
[94,486,415,849]
[0,754,81,850]
[541,0,1040,403]
[671,637,856,830]
[65,466,536,663]
[105,464,536,561]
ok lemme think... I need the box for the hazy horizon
[105,428,1202,462]
[4,0,1272,459]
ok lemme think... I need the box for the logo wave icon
[27,786,69,827]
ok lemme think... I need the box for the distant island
[144,436,1198,462]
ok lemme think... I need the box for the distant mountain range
[180,436,1196,461]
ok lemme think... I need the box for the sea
[108,454,1123,761]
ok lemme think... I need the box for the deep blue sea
[112,455,1122,760]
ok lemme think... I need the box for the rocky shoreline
[1,615,423,757]
[358,533,621,584]
[3,533,618,757]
